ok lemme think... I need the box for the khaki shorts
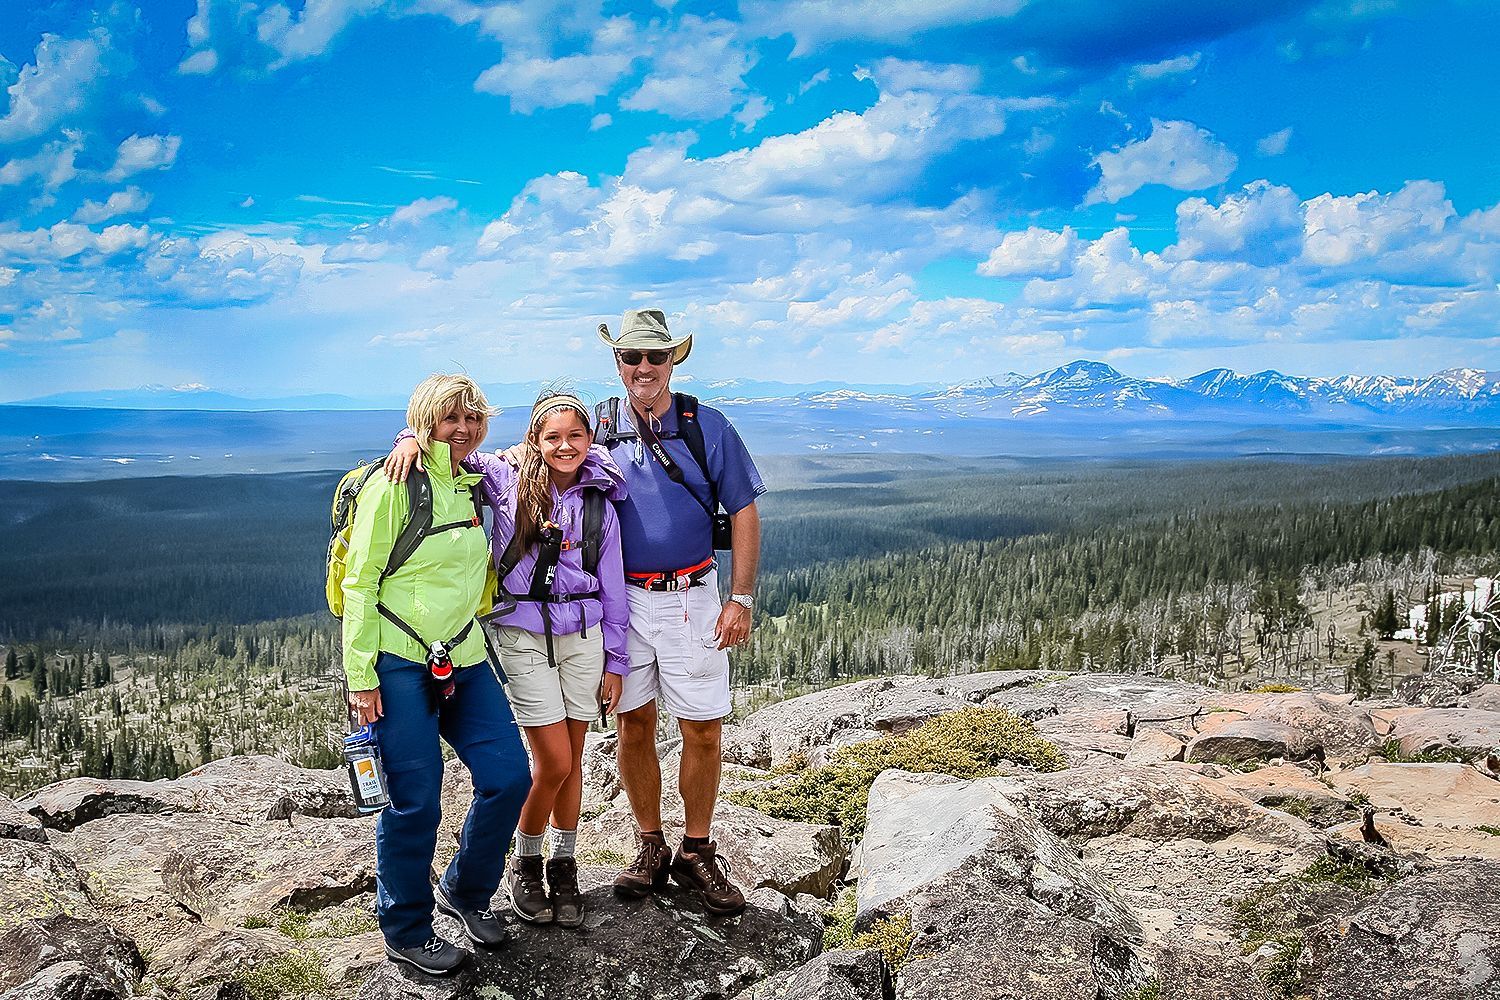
[617,568,732,722]
[495,625,604,727]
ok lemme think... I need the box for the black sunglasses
[615,349,674,366]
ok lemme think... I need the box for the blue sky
[0,0,1496,401]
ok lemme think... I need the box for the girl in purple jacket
[387,389,628,929]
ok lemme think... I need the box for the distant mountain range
[5,362,1497,479]
[7,363,1499,421]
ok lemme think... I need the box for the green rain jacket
[340,440,488,691]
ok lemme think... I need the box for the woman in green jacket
[342,373,529,976]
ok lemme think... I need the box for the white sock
[547,825,577,858]
[515,830,544,857]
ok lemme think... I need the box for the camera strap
[631,403,719,521]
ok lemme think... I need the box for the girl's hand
[383,439,423,482]
[498,443,525,468]
[349,687,383,727]
[600,673,623,716]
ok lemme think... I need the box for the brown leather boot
[507,854,552,924]
[612,833,671,898]
[547,856,584,928]
[669,840,745,916]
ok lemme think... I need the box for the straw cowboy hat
[596,308,692,364]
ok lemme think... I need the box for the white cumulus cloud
[1085,119,1238,206]
[979,226,1082,279]
[106,134,182,182]
[390,196,458,226]
[73,187,153,224]
[1256,127,1293,157]
[0,29,110,143]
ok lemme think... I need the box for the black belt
[625,560,714,591]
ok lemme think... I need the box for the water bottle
[343,724,390,814]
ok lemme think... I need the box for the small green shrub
[1271,798,1313,820]
[852,914,914,972]
[1478,825,1500,837]
[236,950,330,1000]
[1122,980,1163,1000]
[1373,738,1470,764]
[577,847,629,868]
[320,908,378,937]
[1252,683,1302,693]
[728,707,1064,835]
[242,913,271,930]
[822,887,857,951]
[274,909,311,940]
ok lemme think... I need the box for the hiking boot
[434,881,506,948]
[612,834,671,898]
[670,840,745,916]
[384,935,469,976]
[547,856,584,929]
[507,854,553,924]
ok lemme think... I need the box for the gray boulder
[0,915,143,999]
[1185,719,1317,765]
[1390,708,1500,760]
[857,769,1155,1000]
[0,839,96,933]
[1312,860,1500,1000]
[742,949,887,1000]
[0,794,45,844]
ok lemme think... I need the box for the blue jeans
[372,653,530,948]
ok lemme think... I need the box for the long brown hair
[513,388,593,556]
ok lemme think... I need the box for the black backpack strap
[675,393,719,514]
[582,488,605,575]
[380,468,433,581]
[596,397,627,446]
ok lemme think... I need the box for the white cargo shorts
[617,568,731,722]
[495,625,605,727]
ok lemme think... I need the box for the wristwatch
[729,593,754,611]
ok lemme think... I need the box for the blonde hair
[514,388,593,556]
[406,374,495,452]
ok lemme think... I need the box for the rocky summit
[2,671,1499,1000]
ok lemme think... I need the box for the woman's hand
[600,672,623,717]
[349,687,383,727]
[383,438,423,482]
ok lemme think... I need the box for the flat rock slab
[1391,708,1500,759]
[1000,761,1323,849]
[58,811,375,933]
[1215,764,1353,825]
[356,864,820,1000]
[1123,729,1186,764]
[18,755,358,832]
[1312,860,1500,1000]
[1327,762,1500,827]
[1329,818,1500,863]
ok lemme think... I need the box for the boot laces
[628,839,663,874]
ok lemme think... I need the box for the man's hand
[714,600,752,650]
[600,672,624,716]
[349,687,383,727]
[382,439,422,482]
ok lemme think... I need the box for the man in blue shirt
[597,308,765,916]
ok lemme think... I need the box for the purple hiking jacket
[466,449,631,676]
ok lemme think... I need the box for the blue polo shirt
[604,399,765,574]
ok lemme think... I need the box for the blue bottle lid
[344,724,375,748]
